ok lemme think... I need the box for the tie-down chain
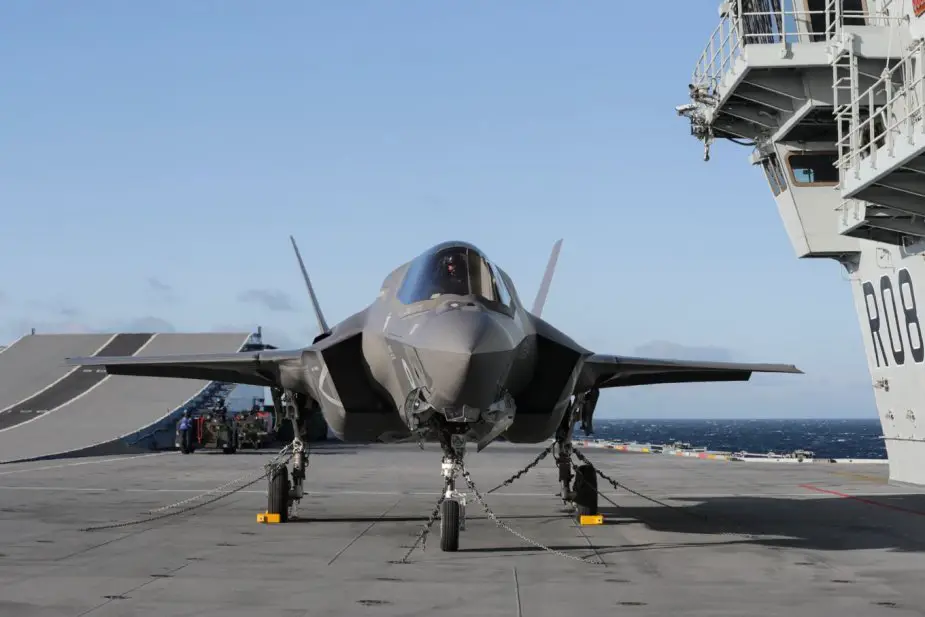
[79,443,296,532]
[569,446,756,540]
[400,443,598,565]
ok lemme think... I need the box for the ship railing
[693,0,886,97]
[835,197,865,226]
[836,38,925,179]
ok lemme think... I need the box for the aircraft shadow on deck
[596,493,925,553]
[279,488,925,554]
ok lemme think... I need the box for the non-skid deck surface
[0,444,923,616]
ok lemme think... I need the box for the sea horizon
[587,418,885,459]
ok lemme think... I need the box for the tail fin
[531,239,563,317]
[289,236,330,336]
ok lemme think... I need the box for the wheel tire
[440,499,460,552]
[267,466,290,523]
[573,463,598,517]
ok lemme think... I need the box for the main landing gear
[554,391,599,519]
[266,389,309,522]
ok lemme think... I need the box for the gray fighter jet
[67,237,802,551]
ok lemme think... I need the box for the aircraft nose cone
[418,307,514,355]
[413,307,519,410]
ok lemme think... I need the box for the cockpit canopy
[396,242,513,309]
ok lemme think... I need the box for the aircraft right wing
[65,348,304,388]
[578,354,803,390]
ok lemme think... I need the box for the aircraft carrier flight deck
[2,442,924,616]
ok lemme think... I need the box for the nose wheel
[439,433,468,552]
[440,499,461,551]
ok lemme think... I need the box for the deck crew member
[178,411,193,454]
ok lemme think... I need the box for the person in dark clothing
[178,411,193,454]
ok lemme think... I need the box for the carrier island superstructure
[677,0,925,485]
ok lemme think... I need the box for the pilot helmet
[441,253,461,276]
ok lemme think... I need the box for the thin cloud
[147,277,172,293]
[2,315,177,341]
[58,306,81,318]
[116,316,176,333]
[236,289,295,312]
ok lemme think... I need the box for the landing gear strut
[266,388,309,521]
[554,423,574,504]
[439,432,468,552]
[554,391,600,519]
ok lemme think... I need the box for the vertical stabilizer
[289,236,330,336]
[531,239,563,317]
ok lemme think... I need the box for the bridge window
[761,154,788,196]
[787,152,839,186]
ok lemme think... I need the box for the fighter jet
[67,237,802,551]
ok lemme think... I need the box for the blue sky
[1,2,875,418]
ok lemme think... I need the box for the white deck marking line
[0,334,160,435]
[0,452,171,476]
[0,486,916,498]
[0,334,117,414]
[0,335,26,357]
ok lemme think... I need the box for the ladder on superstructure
[833,36,860,180]
[831,35,868,235]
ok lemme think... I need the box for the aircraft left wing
[65,349,304,388]
[578,353,803,390]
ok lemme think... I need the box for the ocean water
[586,418,886,459]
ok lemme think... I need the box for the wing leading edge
[579,353,803,390]
[65,349,304,387]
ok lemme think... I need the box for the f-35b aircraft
[67,238,802,551]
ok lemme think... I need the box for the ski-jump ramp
[0,331,254,463]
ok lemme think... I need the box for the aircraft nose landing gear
[439,433,468,552]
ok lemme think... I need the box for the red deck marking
[799,484,925,517]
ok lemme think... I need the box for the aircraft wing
[579,353,803,389]
[65,349,303,388]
